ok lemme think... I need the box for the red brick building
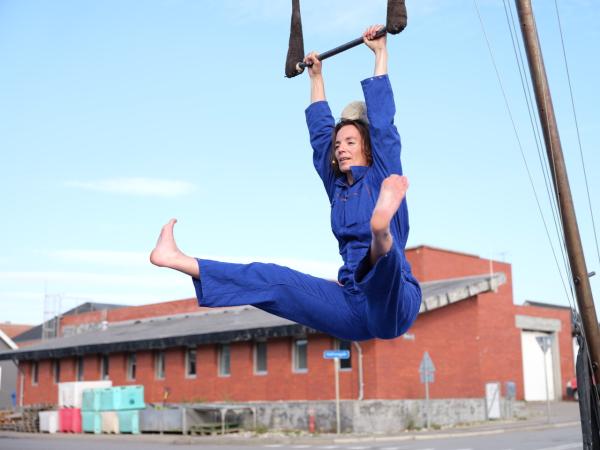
[0,246,575,408]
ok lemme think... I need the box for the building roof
[0,329,18,351]
[12,302,124,343]
[0,273,505,361]
[522,300,572,310]
[0,323,33,339]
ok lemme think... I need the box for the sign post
[536,335,552,423]
[419,351,435,429]
[323,349,350,434]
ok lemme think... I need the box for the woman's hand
[304,51,322,78]
[363,24,387,54]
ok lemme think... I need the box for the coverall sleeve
[305,100,336,201]
[362,75,403,177]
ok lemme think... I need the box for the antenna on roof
[42,289,62,341]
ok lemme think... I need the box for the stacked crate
[57,381,112,433]
[82,385,145,434]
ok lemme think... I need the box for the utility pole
[515,0,600,381]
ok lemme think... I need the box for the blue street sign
[323,350,350,359]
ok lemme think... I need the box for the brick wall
[407,246,499,282]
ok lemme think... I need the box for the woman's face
[334,124,368,173]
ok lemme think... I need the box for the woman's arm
[305,52,326,103]
[363,24,388,76]
[362,25,402,176]
[304,52,336,200]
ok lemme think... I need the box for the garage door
[521,331,555,401]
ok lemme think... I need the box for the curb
[333,421,580,444]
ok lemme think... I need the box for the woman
[150,25,421,341]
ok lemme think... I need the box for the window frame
[155,351,166,380]
[335,339,352,371]
[100,354,110,380]
[185,348,197,379]
[76,356,84,381]
[218,344,231,377]
[52,360,61,384]
[31,361,39,385]
[292,338,308,373]
[253,341,268,375]
[126,353,137,381]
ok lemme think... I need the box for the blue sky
[1,0,598,325]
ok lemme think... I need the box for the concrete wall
[242,399,525,433]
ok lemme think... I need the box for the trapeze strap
[284,0,408,78]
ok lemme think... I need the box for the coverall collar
[336,165,369,187]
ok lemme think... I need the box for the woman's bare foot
[369,175,409,266]
[150,219,199,277]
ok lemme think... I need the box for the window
[155,351,165,380]
[127,353,137,381]
[31,361,39,385]
[254,341,267,375]
[292,339,308,372]
[185,348,197,378]
[336,340,352,370]
[76,357,84,381]
[52,360,61,384]
[218,344,231,377]
[100,355,110,380]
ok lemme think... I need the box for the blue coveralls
[192,75,421,341]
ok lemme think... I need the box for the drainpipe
[353,341,364,400]
[14,359,24,409]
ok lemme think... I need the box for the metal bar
[515,0,600,380]
[297,27,388,72]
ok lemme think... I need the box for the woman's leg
[356,247,421,339]
[356,175,421,339]
[149,219,371,341]
[368,175,409,268]
[149,219,199,277]
[195,259,372,341]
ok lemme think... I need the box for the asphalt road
[0,423,584,450]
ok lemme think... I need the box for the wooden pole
[515,0,600,380]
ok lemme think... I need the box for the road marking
[291,446,312,449]
[535,444,582,450]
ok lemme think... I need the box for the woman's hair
[330,119,373,176]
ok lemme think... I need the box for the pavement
[0,401,582,445]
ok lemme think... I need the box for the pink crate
[59,408,82,433]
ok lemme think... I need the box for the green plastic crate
[82,389,102,411]
[117,410,140,434]
[81,411,101,434]
[100,386,145,411]
[99,387,115,411]
[114,386,145,410]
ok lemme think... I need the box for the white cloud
[64,177,196,197]
[46,249,340,279]
[0,270,188,289]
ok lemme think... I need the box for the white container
[101,411,119,434]
[39,410,59,434]
[59,381,112,408]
